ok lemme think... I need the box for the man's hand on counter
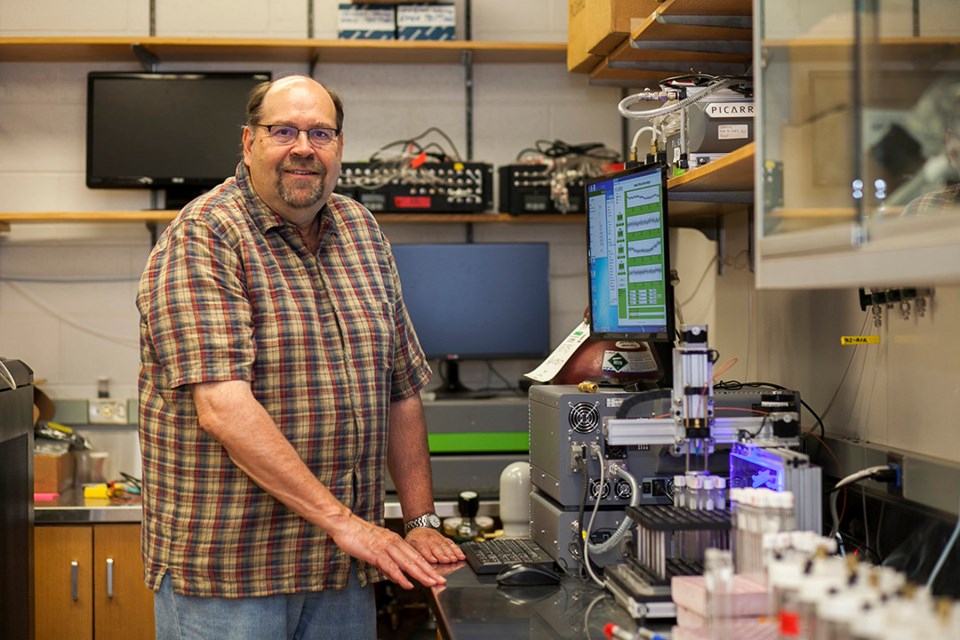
[405,527,466,565]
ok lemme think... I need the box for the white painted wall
[711,211,960,466]
[0,0,694,408]
[1,0,954,474]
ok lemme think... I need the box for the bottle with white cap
[715,476,727,510]
[673,474,687,509]
[686,473,702,511]
[702,476,716,511]
[498,461,531,538]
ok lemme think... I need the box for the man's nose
[289,130,315,154]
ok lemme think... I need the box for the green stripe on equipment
[427,432,529,453]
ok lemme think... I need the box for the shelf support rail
[462,49,474,160]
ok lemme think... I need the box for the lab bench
[428,562,663,640]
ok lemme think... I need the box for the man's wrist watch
[404,512,441,534]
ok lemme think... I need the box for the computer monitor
[391,242,551,396]
[86,71,271,209]
[585,162,674,342]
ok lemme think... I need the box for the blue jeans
[154,570,376,640]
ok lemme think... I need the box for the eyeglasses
[254,124,341,148]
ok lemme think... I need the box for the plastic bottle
[817,587,862,640]
[733,488,753,574]
[768,551,804,638]
[746,489,770,576]
[795,556,847,640]
[729,487,741,567]
[702,476,716,511]
[849,602,885,640]
[498,461,531,538]
[684,474,702,557]
[674,474,687,509]
[686,474,702,511]
[715,476,727,510]
[704,548,735,640]
[778,491,797,532]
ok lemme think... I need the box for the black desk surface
[429,563,664,640]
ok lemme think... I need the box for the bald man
[137,75,463,640]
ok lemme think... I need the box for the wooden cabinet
[34,524,155,640]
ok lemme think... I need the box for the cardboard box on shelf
[397,3,456,40]
[338,3,397,40]
[34,450,75,494]
[568,0,657,72]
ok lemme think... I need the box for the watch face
[427,513,441,528]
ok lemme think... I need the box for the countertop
[34,487,142,524]
[35,493,661,638]
[429,563,663,640]
[34,489,499,525]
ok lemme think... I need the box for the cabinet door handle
[71,560,79,601]
[106,557,114,598]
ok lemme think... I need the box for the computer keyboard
[460,538,556,575]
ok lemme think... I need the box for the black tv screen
[86,71,270,205]
[391,242,551,361]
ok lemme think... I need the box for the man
[901,85,960,217]
[137,74,464,639]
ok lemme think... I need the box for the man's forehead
[262,79,335,119]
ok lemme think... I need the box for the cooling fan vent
[568,401,601,434]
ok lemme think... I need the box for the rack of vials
[729,487,798,576]
[624,472,733,585]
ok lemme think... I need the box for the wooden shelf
[668,142,754,192]
[0,211,585,228]
[0,36,566,65]
[0,144,756,230]
[630,0,752,48]
[761,36,960,64]
[587,0,752,87]
[666,142,754,220]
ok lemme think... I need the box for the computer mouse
[495,562,563,586]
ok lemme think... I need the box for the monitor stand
[161,185,210,211]
[433,360,497,400]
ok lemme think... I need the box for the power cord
[828,464,901,542]
[926,496,960,590]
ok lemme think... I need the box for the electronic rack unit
[498,164,587,215]
[336,161,493,213]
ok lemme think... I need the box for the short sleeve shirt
[136,163,431,598]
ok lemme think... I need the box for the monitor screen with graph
[585,162,674,342]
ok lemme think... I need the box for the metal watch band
[403,512,440,533]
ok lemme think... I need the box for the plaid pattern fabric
[902,183,960,216]
[137,163,431,597]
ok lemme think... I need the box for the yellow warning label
[840,335,880,345]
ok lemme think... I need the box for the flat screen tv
[391,242,551,396]
[86,71,270,208]
[585,162,674,342]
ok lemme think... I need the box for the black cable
[368,126,463,163]
[575,452,590,580]
[658,72,753,98]
[515,139,620,163]
[740,414,768,441]
[825,467,899,494]
[837,530,882,564]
